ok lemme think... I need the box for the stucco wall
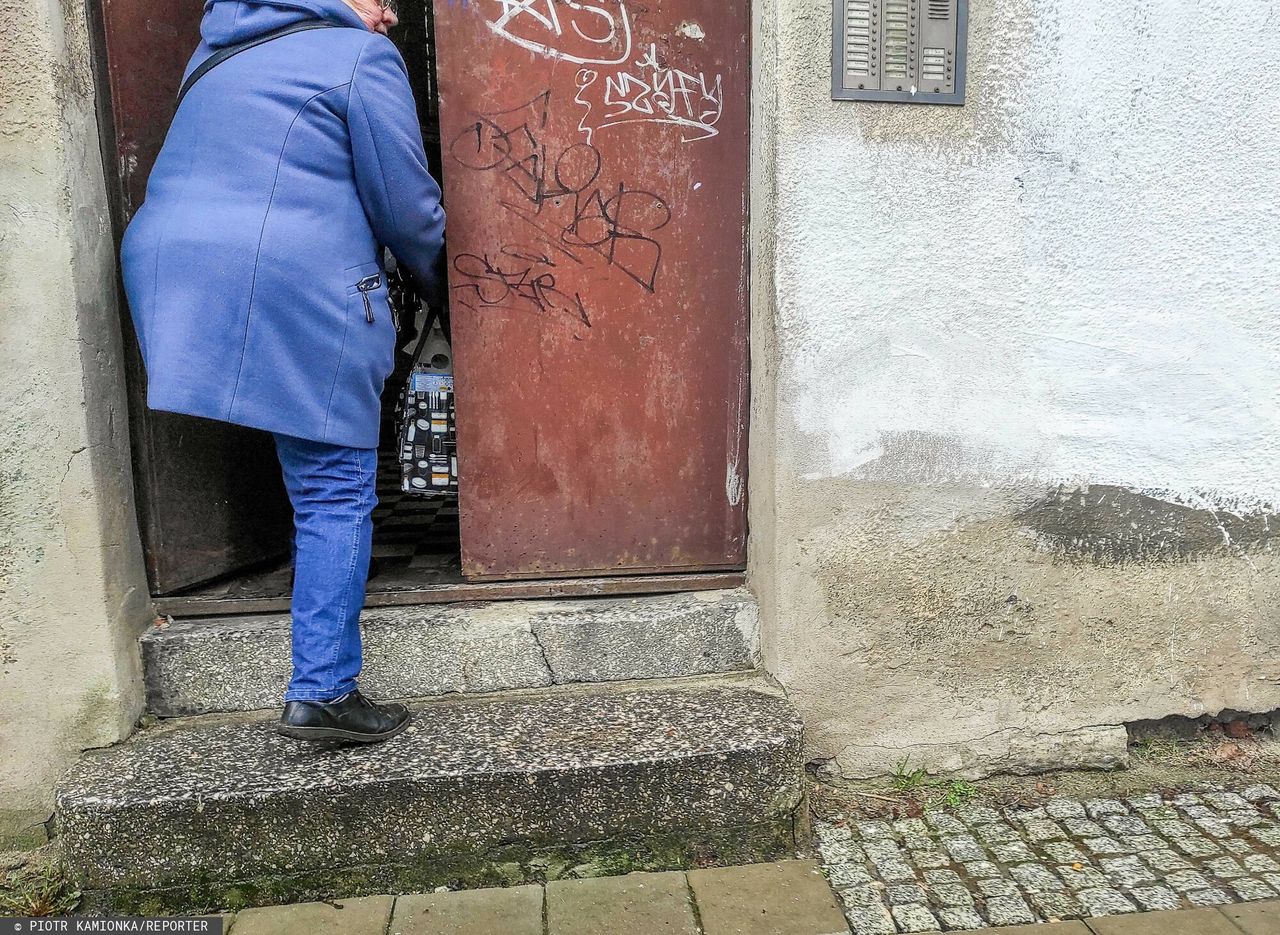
[750,0,1280,778]
[0,0,150,845]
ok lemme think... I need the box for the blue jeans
[273,433,377,702]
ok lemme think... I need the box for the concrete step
[141,589,759,717]
[56,674,805,914]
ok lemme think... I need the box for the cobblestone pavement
[815,783,1280,933]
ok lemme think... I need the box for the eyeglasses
[379,0,396,12]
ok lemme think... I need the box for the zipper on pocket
[357,274,381,324]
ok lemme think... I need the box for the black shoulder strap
[176,21,337,108]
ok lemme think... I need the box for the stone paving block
[985,925,1090,935]
[1152,820,1196,838]
[956,805,1003,825]
[1222,839,1252,855]
[938,907,986,930]
[1024,819,1067,842]
[1100,816,1149,836]
[930,884,975,908]
[989,843,1035,863]
[903,834,935,852]
[1141,849,1192,873]
[923,870,962,886]
[1084,907,1243,934]
[912,850,950,869]
[844,905,895,935]
[1231,878,1278,901]
[1193,818,1234,839]
[1082,837,1126,856]
[976,824,1022,846]
[1204,856,1248,879]
[1043,842,1087,863]
[876,860,918,883]
[548,872,697,935]
[964,861,1002,879]
[1027,891,1082,920]
[1250,824,1280,847]
[1098,856,1154,888]
[1057,866,1110,891]
[858,820,895,839]
[1011,807,1049,823]
[827,863,875,889]
[1084,800,1128,820]
[976,879,1021,898]
[1117,835,1163,853]
[1008,863,1066,893]
[894,818,930,836]
[391,886,543,935]
[1173,837,1222,858]
[1128,885,1180,911]
[820,839,865,866]
[1046,800,1087,820]
[1203,792,1252,811]
[1163,870,1213,892]
[1125,795,1163,810]
[943,836,987,862]
[892,904,942,932]
[1242,785,1280,803]
[864,841,904,862]
[1225,811,1264,828]
[983,895,1035,926]
[1134,806,1179,821]
[839,885,887,909]
[1063,819,1105,838]
[1221,898,1280,934]
[817,824,854,845]
[1185,888,1232,907]
[1073,887,1136,916]
[232,896,393,935]
[887,883,928,905]
[927,813,968,835]
[690,860,848,935]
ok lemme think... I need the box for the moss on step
[76,813,803,915]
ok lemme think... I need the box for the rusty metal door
[93,0,296,593]
[433,0,750,579]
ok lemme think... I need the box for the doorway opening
[95,0,753,618]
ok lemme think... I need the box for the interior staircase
[54,589,808,913]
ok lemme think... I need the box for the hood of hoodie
[201,0,368,49]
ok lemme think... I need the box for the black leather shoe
[278,690,410,744]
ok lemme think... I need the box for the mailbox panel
[832,0,967,103]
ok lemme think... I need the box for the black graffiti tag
[449,91,670,293]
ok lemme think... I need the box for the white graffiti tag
[485,0,633,66]
[574,44,723,144]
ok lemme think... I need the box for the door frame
[87,0,756,609]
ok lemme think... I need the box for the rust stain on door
[433,0,751,579]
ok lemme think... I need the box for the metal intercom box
[832,0,968,104]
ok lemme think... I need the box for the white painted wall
[784,0,1280,509]
[750,0,1280,777]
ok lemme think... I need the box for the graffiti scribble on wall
[574,44,724,144]
[483,0,633,65]
[449,91,672,295]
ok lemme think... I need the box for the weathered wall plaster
[749,0,1280,778]
[0,0,150,845]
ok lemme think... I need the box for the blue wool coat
[121,0,445,449]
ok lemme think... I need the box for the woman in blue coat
[122,0,445,743]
